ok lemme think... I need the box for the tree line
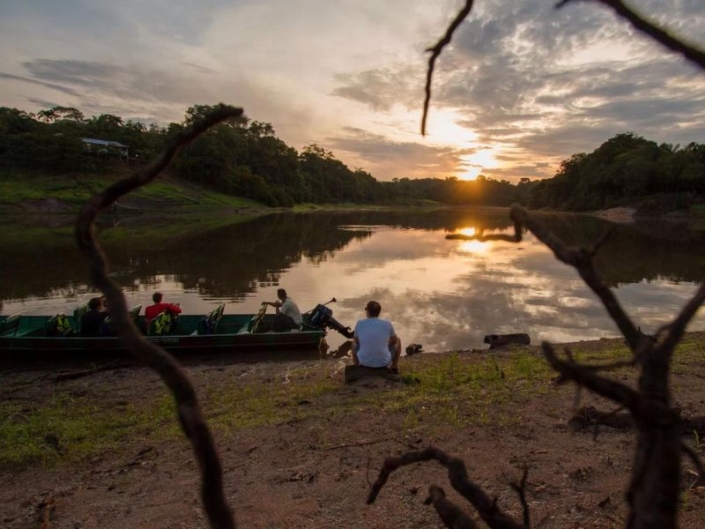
[528,132,705,212]
[1,104,703,210]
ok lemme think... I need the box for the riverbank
[2,334,705,528]
[0,169,268,218]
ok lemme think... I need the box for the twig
[509,468,530,528]
[323,439,386,451]
[542,343,641,413]
[422,0,475,136]
[75,104,242,529]
[53,362,129,382]
[425,485,479,529]
[682,443,705,487]
[511,205,644,351]
[593,405,627,440]
[368,446,526,529]
[556,0,705,71]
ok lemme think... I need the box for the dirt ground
[2,338,705,529]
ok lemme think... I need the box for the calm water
[2,209,705,352]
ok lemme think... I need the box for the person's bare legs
[391,340,401,369]
[389,337,401,372]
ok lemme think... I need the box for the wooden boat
[0,303,326,358]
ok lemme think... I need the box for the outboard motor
[306,304,354,339]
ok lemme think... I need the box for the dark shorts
[273,313,298,332]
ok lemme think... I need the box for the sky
[1,0,704,183]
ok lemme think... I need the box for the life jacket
[47,314,74,337]
[149,311,175,336]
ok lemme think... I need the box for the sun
[458,148,500,181]
[459,167,482,181]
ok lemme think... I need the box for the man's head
[88,297,102,311]
[277,288,287,301]
[364,301,381,318]
[152,292,163,303]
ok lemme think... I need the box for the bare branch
[681,443,705,487]
[75,104,243,529]
[509,468,530,528]
[587,227,615,258]
[511,205,643,351]
[422,0,475,136]
[654,284,705,359]
[424,485,479,529]
[557,0,705,71]
[593,405,627,441]
[368,446,527,529]
[542,343,641,413]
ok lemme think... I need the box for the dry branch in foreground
[384,2,705,525]
[75,104,243,529]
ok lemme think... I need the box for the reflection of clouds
[4,211,705,353]
[315,225,705,352]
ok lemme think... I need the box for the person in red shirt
[145,292,182,323]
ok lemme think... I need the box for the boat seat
[45,313,75,337]
[73,304,89,333]
[0,314,21,336]
[197,304,225,335]
[103,304,143,334]
[147,311,178,336]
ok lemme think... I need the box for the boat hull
[0,313,324,360]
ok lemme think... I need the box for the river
[2,208,704,352]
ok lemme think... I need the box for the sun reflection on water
[453,227,490,254]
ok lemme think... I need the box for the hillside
[0,169,269,217]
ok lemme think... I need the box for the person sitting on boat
[80,297,109,337]
[145,292,182,323]
[352,300,401,373]
[264,288,302,332]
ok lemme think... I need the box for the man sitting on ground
[265,288,302,332]
[145,292,182,323]
[353,300,401,372]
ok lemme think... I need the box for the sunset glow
[458,148,500,180]
[0,1,702,184]
[459,167,482,181]
[453,228,490,254]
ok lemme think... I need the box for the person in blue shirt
[353,300,401,372]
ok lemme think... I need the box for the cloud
[327,127,465,180]
[1,0,704,183]
[0,71,80,97]
[331,66,422,112]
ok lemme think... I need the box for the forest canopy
[1,105,703,210]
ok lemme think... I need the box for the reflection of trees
[0,214,370,301]
[536,215,705,287]
[329,209,515,232]
[3,210,705,302]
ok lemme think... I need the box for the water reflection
[2,209,704,352]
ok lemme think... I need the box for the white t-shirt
[354,318,395,368]
[280,297,302,324]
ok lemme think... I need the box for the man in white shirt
[353,301,401,372]
[266,288,303,332]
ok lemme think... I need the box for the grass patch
[0,345,630,468]
[6,335,705,469]
[0,394,174,466]
[0,169,266,213]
